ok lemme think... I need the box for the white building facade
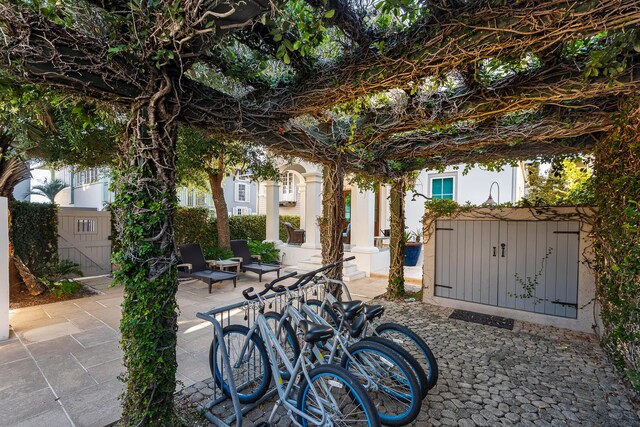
[21,164,259,216]
[259,160,529,279]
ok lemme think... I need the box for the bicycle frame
[272,287,388,392]
[236,300,340,427]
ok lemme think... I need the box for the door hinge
[553,231,579,235]
[436,227,454,231]
[434,284,453,289]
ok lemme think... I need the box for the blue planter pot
[404,243,422,266]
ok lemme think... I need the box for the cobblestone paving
[179,301,640,426]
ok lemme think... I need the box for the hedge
[11,200,58,277]
[173,207,300,252]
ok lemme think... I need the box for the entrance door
[434,220,579,318]
[58,208,112,276]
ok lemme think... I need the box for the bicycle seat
[364,304,385,321]
[349,313,367,338]
[332,301,364,321]
[298,320,334,343]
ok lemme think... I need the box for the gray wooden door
[58,208,112,276]
[435,220,579,318]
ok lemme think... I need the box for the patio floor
[1,274,387,427]
[3,275,639,427]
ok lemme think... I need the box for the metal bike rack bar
[195,282,327,426]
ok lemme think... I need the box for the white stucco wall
[405,164,525,236]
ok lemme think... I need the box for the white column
[301,171,322,249]
[297,184,306,231]
[1,197,9,341]
[265,181,282,243]
[380,184,390,230]
[350,185,379,253]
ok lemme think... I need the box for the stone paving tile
[0,337,29,365]
[0,358,49,401]
[58,379,123,427]
[86,357,125,384]
[0,387,66,427]
[12,406,73,427]
[183,300,640,427]
[72,339,123,369]
[72,325,119,348]
[38,352,98,397]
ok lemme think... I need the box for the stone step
[284,257,366,282]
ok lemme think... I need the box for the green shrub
[248,240,280,263]
[10,200,58,277]
[39,259,84,298]
[174,207,217,253]
[42,278,83,298]
[173,209,300,248]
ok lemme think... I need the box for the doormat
[449,309,514,330]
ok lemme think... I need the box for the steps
[284,255,366,282]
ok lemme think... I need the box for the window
[280,172,295,201]
[431,177,454,200]
[235,182,249,202]
[76,168,101,186]
[186,190,195,206]
[196,192,206,206]
[76,219,96,234]
[235,207,250,215]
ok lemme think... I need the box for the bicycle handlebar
[284,256,355,291]
[243,271,298,300]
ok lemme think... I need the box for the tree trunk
[12,255,46,295]
[112,72,180,425]
[388,178,406,298]
[208,155,230,250]
[319,162,345,297]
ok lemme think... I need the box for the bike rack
[196,282,327,426]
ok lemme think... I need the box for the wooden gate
[58,208,112,276]
[434,219,580,319]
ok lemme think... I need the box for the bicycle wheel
[361,336,429,399]
[297,364,381,427]
[304,299,340,329]
[210,324,272,404]
[264,311,300,380]
[342,340,422,426]
[375,322,439,391]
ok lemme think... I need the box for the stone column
[350,185,379,254]
[302,171,322,249]
[298,183,306,231]
[379,184,390,231]
[0,197,8,341]
[265,181,282,243]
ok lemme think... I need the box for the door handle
[492,247,496,257]
[501,243,506,257]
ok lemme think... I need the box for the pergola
[1,0,639,423]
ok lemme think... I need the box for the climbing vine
[591,98,640,389]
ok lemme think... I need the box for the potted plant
[404,227,423,266]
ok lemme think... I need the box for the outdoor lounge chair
[284,222,305,245]
[230,240,281,282]
[342,222,351,244]
[177,244,237,293]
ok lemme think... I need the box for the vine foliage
[592,98,640,389]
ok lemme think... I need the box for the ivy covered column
[592,99,640,389]
[111,72,181,425]
[319,162,345,296]
[388,177,406,298]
